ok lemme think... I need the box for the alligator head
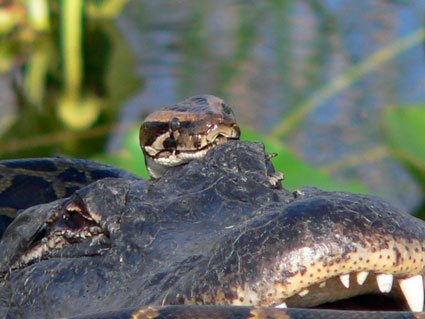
[1,141,424,318]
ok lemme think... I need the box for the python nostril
[163,137,177,149]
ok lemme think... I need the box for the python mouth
[148,133,240,167]
[10,201,108,271]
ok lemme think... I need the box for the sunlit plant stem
[61,0,84,98]
[26,0,50,31]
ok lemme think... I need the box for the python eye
[169,117,180,131]
[163,137,177,149]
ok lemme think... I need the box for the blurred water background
[1,0,425,214]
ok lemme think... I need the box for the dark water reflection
[1,0,424,211]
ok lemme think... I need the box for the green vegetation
[242,130,369,193]
[383,106,425,215]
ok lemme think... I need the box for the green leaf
[242,129,370,193]
[92,126,149,179]
[384,105,425,189]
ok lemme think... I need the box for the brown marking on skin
[143,110,209,123]
[249,307,290,319]
[140,115,238,149]
[227,235,425,308]
[143,96,228,123]
[141,95,238,137]
[206,95,228,114]
[1,159,131,218]
[131,306,159,319]
[139,95,241,179]
[139,95,240,154]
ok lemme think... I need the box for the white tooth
[319,281,326,288]
[376,274,393,293]
[299,289,309,297]
[356,271,369,285]
[339,274,350,288]
[47,239,55,249]
[399,275,424,312]
[275,302,287,308]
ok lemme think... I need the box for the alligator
[1,141,425,319]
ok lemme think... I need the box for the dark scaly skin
[68,305,425,319]
[1,142,425,319]
[0,158,140,238]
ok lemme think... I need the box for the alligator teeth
[47,239,55,249]
[398,275,424,312]
[356,271,369,285]
[376,274,393,293]
[299,289,309,297]
[275,302,287,308]
[339,274,350,288]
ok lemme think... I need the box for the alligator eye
[163,137,177,149]
[62,211,86,230]
[169,117,181,131]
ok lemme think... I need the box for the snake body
[0,158,139,238]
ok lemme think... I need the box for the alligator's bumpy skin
[1,141,425,319]
[68,305,425,319]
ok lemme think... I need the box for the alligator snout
[161,191,425,312]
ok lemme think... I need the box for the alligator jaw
[228,201,425,312]
[247,233,425,312]
[232,272,424,312]
[164,194,425,312]
[229,259,424,312]
[17,201,105,267]
[0,199,107,274]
